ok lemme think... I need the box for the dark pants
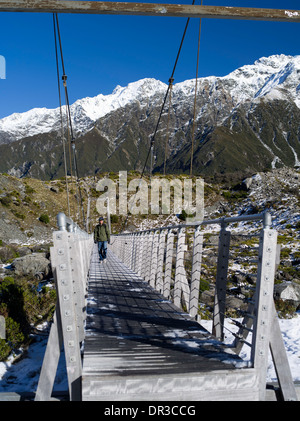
[97,241,107,261]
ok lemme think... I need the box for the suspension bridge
[31,211,297,401]
[1,0,299,402]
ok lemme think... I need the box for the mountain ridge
[0,53,300,179]
[1,54,298,144]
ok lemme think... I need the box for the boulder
[241,177,253,191]
[274,282,300,307]
[225,295,248,313]
[50,186,59,193]
[11,253,51,279]
[17,246,32,257]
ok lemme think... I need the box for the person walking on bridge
[94,216,110,263]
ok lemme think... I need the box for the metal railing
[34,211,297,401]
[35,213,94,401]
[110,211,297,401]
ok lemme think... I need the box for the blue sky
[0,0,299,119]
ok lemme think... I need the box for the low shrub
[0,275,56,361]
[39,214,50,224]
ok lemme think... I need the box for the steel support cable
[163,77,174,175]
[114,6,195,235]
[54,13,86,227]
[53,13,71,218]
[56,15,85,225]
[54,14,75,219]
[66,109,74,184]
[142,0,197,178]
[54,13,73,139]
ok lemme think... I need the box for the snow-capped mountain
[254,56,300,105]
[0,54,300,179]
[0,78,168,144]
[1,54,299,143]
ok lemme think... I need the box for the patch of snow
[0,334,67,395]
[201,314,300,382]
[0,312,299,396]
[285,10,299,18]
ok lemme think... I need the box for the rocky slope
[0,168,298,314]
[0,55,300,178]
[0,167,299,240]
[0,174,83,244]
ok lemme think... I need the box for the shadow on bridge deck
[82,246,259,401]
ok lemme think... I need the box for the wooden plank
[189,227,203,319]
[212,226,231,341]
[69,236,87,343]
[128,235,134,270]
[251,228,277,401]
[35,230,93,401]
[163,229,174,299]
[232,302,254,355]
[35,243,67,401]
[83,369,259,401]
[123,236,131,268]
[149,231,159,288]
[136,233,144,277]
[144,231,153,284]
[51,231,83,401]
[35,304,64,401]
[82,248,259,401]
[131,234,138,273]
[156,230,166,294]
[174,228,189,310]
[0,0,299,23]
[0,393,21,401]
[269,302,298,401]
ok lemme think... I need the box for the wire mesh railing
[110,211,296,400]
[35,211,297,401]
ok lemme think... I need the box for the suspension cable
[142,0,197,179]
[53,13,86,227]
[164,77,174,175]
[114,1,197,235]
[53,13,71,218]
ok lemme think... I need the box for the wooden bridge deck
[82,246,259,401]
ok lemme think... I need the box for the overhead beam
[0,0,299,22]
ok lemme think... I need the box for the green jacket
[94,223,110,242]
